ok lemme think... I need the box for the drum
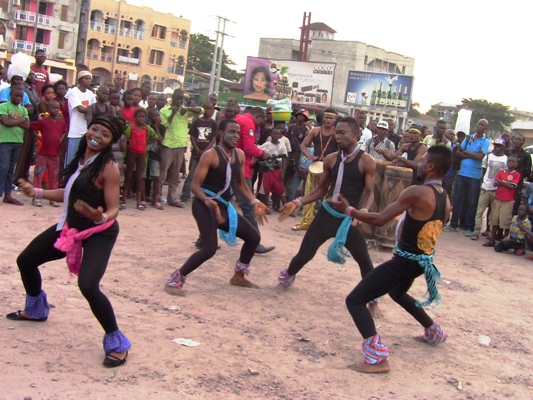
[375,166,412,248]
[308,161,324,187]
[299,146,314,170]
[360,160,390,240]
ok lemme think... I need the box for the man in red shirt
[30,50,50,99]
[235,107,275,254]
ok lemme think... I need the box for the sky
[128,0,531,113]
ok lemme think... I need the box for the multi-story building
[259,22,415,129]
[0,0,79,83]
[430,102,458,122]
[82,0,190,92]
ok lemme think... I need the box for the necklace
[424,179,442,186]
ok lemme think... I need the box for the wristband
[345,206,355,216]
[360,208,369,212]
[34,188,44,199]
[292,197,302,208]
[251,198,260,205]
[94,213,107,225]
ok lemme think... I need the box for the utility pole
[208,17,221,95]
[214,17,227,95]
[209,16,233,96]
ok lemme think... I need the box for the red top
[53,96,69,129]
[121,107,135,123]
[30,117,67,157]
[235,113,264,179]
[495,169,520,201]
[129,124,148,154]
[30,64,50,99]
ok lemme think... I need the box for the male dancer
[291,108,339,231]
[327,146,452,373]
[164,119,270,295]
[278,117,379,314]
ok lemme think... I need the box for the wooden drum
[360,160,390,240]
[375,165,413,248]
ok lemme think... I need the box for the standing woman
[6,114,131,368]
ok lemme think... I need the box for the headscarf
[88,114,124,144]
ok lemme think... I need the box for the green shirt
[0,102,29,144]
[123,123,159,153]
[159,105,203,148]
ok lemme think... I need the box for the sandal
[6,310,47,322]
[482,241,495,247]
[119,203,126,210]
[153,202,164,210]
[103,350,128,368]
[170,201,185,208]
[291,223,309,231]
[140,201,147,207]
[137,204,146,211]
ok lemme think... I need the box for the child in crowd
[145,94,157,120]
[148,108,166,210]
[29,100,67,207]
[494,204,532,255]
[120,91,135,123]
[38,84,56,114]
[257,126,288,210]
[131,88,142,108]
[483,155,520,247]
[180,101,217,203]
[121,108,161,210]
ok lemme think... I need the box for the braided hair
[61,114,124,186]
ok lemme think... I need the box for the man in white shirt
[64,71,96,166]
[356,111,373,151]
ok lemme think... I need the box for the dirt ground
[1,190,533,400]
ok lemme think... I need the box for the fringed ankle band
[278,269,295,287]
[166,270,186,288]
[103,329,132,354]
[362,334,390,365]
[423,323,448,345]
[235,260,250,275]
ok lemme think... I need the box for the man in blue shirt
[444,119,491,235]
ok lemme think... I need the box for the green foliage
[448,98,515,137]
[426,108,438,118]
[187,33,239,82]
[408,107,421,118]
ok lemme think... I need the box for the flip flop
[6,310,47,322]
[119,203,126,210]
[482,241,495,247]
[103,351,128,368]
[152,202,164,210]
[291,223,309,231]
[137,204,146,211]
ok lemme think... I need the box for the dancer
[278,117,379,314]
[327,146,452,373]
[6,114,131,368]
[164,119,270,296]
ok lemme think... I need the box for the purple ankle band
[24,291,50,320]
[103,329,132,354]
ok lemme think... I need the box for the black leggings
[17,222,120,333]
[287,208,374,277]
[180,199,261,276]
[345,255,434,339]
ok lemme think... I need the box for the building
[430,102,458,122]
[83,0,190,92]
[258,22,415,129]
[0,0,79,83]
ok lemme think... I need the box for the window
[151,24,166,40]
[35,28,45,44]
[148,49,164,65]
[60,5,68,22]
[38,2,47,15]
[15,25,29,40]
[58,32,66,49]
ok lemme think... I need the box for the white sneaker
[32,199,42,207]
[160,196,167,204]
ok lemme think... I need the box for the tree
[448,98,515,138]
[187,33,239,82]
[426,108,438,118]
[408,101,421,118]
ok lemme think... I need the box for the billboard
[344,70,414,111]
[243,56,336,106]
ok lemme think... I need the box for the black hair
[122,90,133,98]
[436,120,447,125]
[61,114,124,186]
[323,107,337,115]
[426,146,452,175]
[134,107,147,117]
[249,106,265,117]
[218,118,238,133]
[248,66,271,94]
[54,80,68,91]
[35,49,46,55]
[338,116,360,133]
[109,89,119,96]
[40,83,54,96]
[130,87,141,94]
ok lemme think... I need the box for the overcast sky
[129,0,531,113]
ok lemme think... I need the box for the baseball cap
[494,138,506,146]
[294,109,309,121]
[78,70,92,80]
[377,120,389,130]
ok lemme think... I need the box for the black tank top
[91,103,113,117]
[202,146,241,202]
[66,166,107,231]
[326,150,366,207]
[397,185,447,255]
[313,129,338,160]
[406,143,424,185]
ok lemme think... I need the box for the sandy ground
[1,190,533,400]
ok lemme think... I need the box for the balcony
[15,10,52,26]
[86,51,99,60]
[170,41,177,47]
[90,20,103,32]
[119,28,144,40]
[117,55,140,65]
[104,24,116,34]
[34,43,49,53]
[179,41,186,49]
[100,54,113,62]
[13,40,33,52]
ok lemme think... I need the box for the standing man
[138,81,152,108]
[164,119,269,295]
[64,71,96,166]
[86,85,116,126]
[285,109,310,201]
[292,108,339,231]
[159,89,202,208]
[235,107,275,254]
[112,74,125,103]
[507,133,531,215]
[327,146,452,374]
[356,111,372,151]
[444,119,491,235]
[424,120,451,148]
[207,93,222,123]
[277,117,378,315]
[30,49,50,99]
[366,120,396,161]
[386,118,401,149]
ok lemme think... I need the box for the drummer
[291,108,339,231]
[278,117,381,315]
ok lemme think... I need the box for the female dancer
[6,114,131,368]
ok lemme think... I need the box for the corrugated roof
[300,22,337,34]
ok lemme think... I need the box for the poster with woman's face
[243,57,276,101]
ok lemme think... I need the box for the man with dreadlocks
[7,114,131,368]
[327,146,452,373]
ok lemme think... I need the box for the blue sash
[202,188,238,246]
[321,199,353,265]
